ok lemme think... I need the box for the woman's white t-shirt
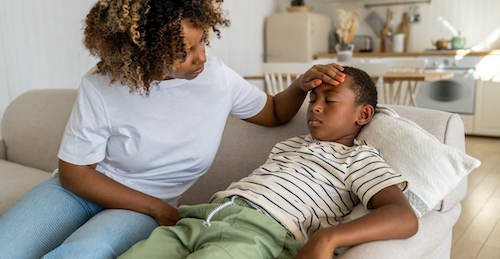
[58,55,267,206]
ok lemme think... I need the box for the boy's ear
[356,105,375,126]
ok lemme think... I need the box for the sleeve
[222,61,267,119]
[343,147,408,209]
[57,78,110,165]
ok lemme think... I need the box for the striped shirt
[212,134,408,244]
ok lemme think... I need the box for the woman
[0,0,345,258]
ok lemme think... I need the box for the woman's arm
[294,185,418,259]
[245,64,346,127]
[58,160,180,226]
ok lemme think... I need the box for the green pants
[119,198,301,259]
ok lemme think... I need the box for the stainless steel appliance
[415,55,477,114]
[352,35,372,52]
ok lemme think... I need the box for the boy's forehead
[313,76,352,93]
[313,84,338,93]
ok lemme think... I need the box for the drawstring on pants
[203,196,238,228]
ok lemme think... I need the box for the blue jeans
[0,175,159,259]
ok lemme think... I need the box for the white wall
[207,0,277,88]
[2,0,500,135]
[0,0,279,136]
[0,0,98,131]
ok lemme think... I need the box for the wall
[0,0,277,136]
[307,0,500,53]
[2,0,499,135]
[209,1,276,78]
[0,0,99,132]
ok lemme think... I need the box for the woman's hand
[244,63,346,127]
[59,159,182,227]
[299,63,346,92]
[151,201,181,226]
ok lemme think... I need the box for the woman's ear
[357,105,375,126]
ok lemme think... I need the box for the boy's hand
[299,63,346,92]
[294,228,336,259]
[294,185,418,259]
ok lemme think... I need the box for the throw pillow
[356,105,481,217]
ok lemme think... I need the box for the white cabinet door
[474,80,500,137]
[459,114,474,135]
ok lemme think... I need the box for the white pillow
[356,105,481,217]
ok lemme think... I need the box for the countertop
[244,72,453,81]
[315,50,500,59]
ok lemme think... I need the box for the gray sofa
[0,89,467,258]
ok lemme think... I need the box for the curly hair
[83,0,230,95]
[342,66,378,109]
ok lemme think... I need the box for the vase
[335,43,355,62]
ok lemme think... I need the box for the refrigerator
[265,12,331,63]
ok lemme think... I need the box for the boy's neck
[312,135,357,147]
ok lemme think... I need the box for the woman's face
[168,19,207,80]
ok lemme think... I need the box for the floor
[451,136,500,259]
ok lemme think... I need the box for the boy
[120,67,418,259]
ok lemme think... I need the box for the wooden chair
[368,58,427,106]
[260,61,390,105]
[261,63,313,95]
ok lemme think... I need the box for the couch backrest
[1,89,466,211]
[178,104,310,206]
[179,104,467,207]
[1,89,77,172]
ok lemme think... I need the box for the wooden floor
[451,136,500,259]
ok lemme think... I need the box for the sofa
[0,88,467,258]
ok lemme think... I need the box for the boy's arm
[294,185,418,259]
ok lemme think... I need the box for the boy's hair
[342,66,378,109]
[84,0,229,95]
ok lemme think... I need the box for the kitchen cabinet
[469,55,500,137]
[473,80,500,137]
[265,12,331,63]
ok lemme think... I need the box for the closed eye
[309,91,317,103]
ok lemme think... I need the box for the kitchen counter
[244,72,453,82]
[315,49,500,59]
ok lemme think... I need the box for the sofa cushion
[0,139,5,160]
[0,160,52,216]
[1,89,76,173]
[179,105,310,205]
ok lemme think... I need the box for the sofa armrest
[1,89,77,172]
[438,113,468,212]
[0,139,5,160]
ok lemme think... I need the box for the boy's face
[307,76,366,146]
